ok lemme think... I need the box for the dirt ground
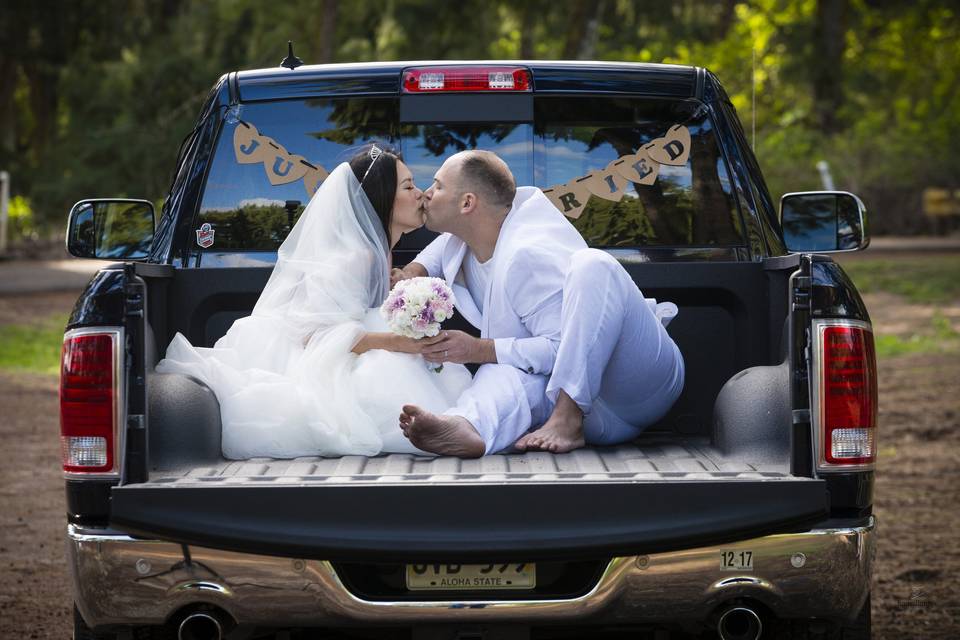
[0,283,957,639]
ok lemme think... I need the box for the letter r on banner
[559,192,582,211]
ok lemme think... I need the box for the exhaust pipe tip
[717,605,763,640]
[178,611,224,640]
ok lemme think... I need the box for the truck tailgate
[110,437,828,561]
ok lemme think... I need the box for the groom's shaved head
[453,150,516,209]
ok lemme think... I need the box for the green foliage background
[1,0,957,238]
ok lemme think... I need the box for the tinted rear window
[195,96,743,252]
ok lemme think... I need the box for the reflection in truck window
[196,98,397,251]
[399,123,534,191]
[534,97,745,247]
[194,96,744,252]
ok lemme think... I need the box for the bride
[155,146,473,459]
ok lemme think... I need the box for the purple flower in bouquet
[380,277,456,339]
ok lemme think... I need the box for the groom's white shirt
[413,186,587,375]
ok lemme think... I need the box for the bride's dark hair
[349,144,402,241]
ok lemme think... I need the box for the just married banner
[541,125,690,219]
[232,120,691,219]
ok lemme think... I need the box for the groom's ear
[460,192,479,215]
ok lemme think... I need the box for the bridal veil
[156,162,393,458]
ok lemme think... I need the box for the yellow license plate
[405,563,536,590]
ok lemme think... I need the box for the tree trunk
[716,0,736,41]
[319,0,338,64]
[0,54,18,154]
[562,0,592,59]
[812,0,846,132]
[520,2,536,58]
[577,0,606,60]
[22,63,58,163]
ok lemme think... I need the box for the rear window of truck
[195,96,744,252]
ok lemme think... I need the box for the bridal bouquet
[380,277,456,370]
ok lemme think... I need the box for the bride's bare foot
[399,404,485,458]
[514,390,585,453]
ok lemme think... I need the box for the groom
[396,150,684,457]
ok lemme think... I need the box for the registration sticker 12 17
[720,550,754,571]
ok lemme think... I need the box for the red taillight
[60,331,120,475]
[402,66,531,93]
[818,323,877,468]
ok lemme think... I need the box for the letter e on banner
[612,148,660,186]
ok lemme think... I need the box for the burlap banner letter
[611,146,660,185]
[581,162,628,202]
[303,164,329,195]
[543,179,591,219]
[234,121,330,197]
[234,122,270,164]
[261,142,310,186]
[647,125,691,166]
[542,124,690,218]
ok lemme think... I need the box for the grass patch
[841,255,960,304]
[874,312,960,358]
[0,313,69,375]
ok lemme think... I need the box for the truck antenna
[280,41,303,70]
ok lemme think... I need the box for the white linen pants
[446,249,685,454]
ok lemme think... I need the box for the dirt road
[1,285,957,639]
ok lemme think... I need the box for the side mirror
[66,199,155,260]
[780,191,869,253]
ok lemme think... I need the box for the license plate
[720,550,754,571]
[405,563,536,590]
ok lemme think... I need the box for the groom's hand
[390,262,428,288]
[421,331,497,365]
[389,268,407,289]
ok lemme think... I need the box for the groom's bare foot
[399,405,485,458]
[514,390,585,453]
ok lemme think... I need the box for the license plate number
[405,563,536,590]
[720,550,754,571]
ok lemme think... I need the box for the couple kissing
[156,145,685,461]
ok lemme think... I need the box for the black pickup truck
[62,61,876,640]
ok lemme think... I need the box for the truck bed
[147,434,790,486]
[112,429,821,561]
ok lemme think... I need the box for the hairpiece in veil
[361,144,383,184]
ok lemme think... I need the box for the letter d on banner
[647,125,691,166]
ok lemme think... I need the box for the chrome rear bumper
[68,517,874,630]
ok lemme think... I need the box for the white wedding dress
[155,163,473,459]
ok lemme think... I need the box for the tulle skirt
[155,309,472,459]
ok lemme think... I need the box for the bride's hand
[351,332,434,356]
[389,335,426,354]
[353,332,417,355]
